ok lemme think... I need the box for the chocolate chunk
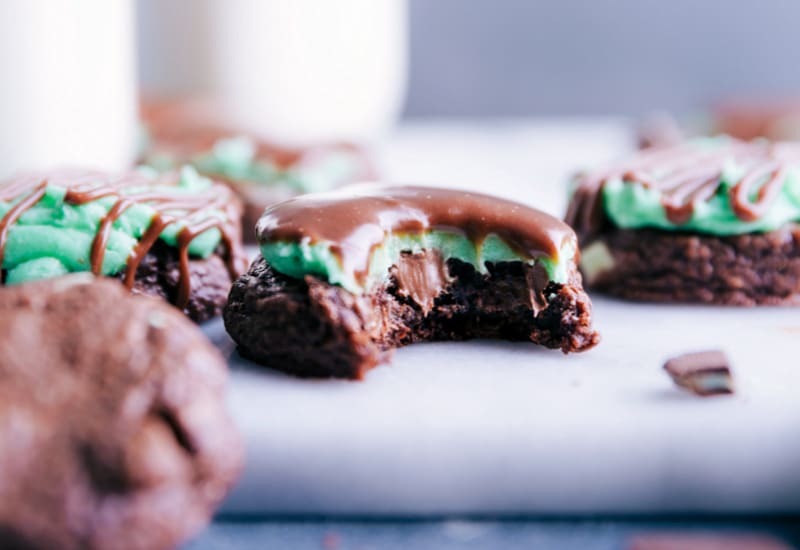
[663,350,734,396]
[394,250,448,315]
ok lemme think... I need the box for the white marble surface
[207,120,800,515]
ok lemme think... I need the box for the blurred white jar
[0,0,138,178]
[208,0,408,146]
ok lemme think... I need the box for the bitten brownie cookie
[0,276,242,550]
[0,167,247,321]
[224,185,599,379]
[141,100,374,241]
[566,137,800,305]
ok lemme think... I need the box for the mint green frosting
[601,140,800,235]
[1,167,227,284]
[261,231,573,294]
[149,137,362,194]
[192,137,290,187]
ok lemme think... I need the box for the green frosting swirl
[148,137,363,194]
[1,167,227,285]
[261,231,573,294]
[601,140,800,235]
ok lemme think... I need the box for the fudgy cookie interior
[224,255,599,379]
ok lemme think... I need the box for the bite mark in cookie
[225,185,599,379]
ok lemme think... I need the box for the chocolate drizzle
[565,139,800,241]
[257,185,576,286]
[0,169,246,309]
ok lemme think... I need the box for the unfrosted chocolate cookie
[0,168,247,322]
[0,276,243,550]
[566,137,800,305]
[224,185,599,379]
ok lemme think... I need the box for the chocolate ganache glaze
[256,185,577,294]
[0,168,247,308]
[566,137,800,242]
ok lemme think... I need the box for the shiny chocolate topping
[257,185,575,284]
[0,169,247,309]
[565,138,800,241]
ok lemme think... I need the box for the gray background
[405,0,800,116]
[138,0,800,117]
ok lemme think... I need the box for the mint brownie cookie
[224,185,599,379]
[141,105,374,241]
[566,137,800,304]
[188,138,373,241]
[0,168,247,321]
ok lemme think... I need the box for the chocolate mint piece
[663,350,734,396]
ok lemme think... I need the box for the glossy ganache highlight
[256,184,578,294]
[0,167,246,307]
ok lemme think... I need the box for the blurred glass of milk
[0,0,138,178]
[209,0,408,146]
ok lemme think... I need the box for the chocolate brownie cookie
[638,101,800,149]
[714,98,800,141]
[141,99,374,242]
[566,137,800,305]
[224,185,599,379]
[0,167,247,321]
[0,276,242,550]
